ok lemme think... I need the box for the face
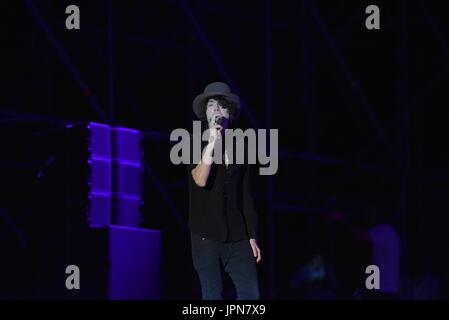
[205,98,230,128]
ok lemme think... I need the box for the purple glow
[108,226,161,300]
[109,225,159,233]
[90,190,112,197]
[111,159,141,167]
[111,193,141,201]
[89,122,111,129]
[88,156,111,162]
[112,126,140,134]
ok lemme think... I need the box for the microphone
[213,114,223,126]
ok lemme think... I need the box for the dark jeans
[191,233,260,300]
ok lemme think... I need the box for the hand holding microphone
[208,114,223,144]
[212,114,223,126]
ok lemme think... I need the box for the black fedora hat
[192,82,241,120]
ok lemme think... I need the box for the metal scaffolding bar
[177,0,261,129]
[265,0,275,300]
[304,0,399,164]
[24,0,107,122]
[107,0,115,122]
[398,0,411,299]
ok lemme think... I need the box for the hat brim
[192,92,241,120]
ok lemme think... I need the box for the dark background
[1,0,449,299]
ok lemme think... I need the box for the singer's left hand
[249,238,261,263]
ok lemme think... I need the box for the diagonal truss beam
[177,0,261,129]
[303,0,399,164]
[24,0,108,121]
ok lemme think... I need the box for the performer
[187,82,261,300]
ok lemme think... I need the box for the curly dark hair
[205,95,239,120]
